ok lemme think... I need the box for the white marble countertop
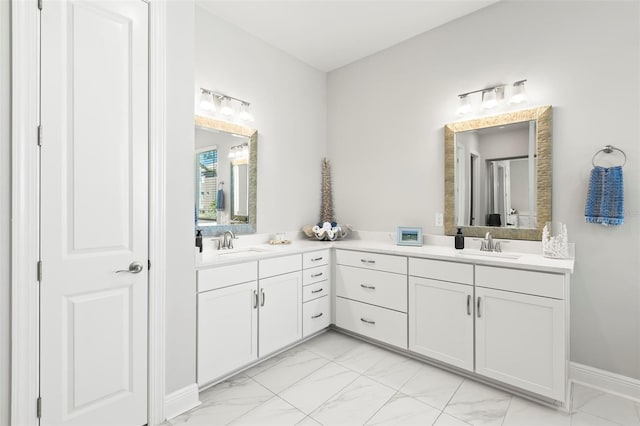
[195,235,574,274]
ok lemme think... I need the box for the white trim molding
[148,0,168,424]
[11,1,40,425]
[571,362,640,403]
[164,383,201,421]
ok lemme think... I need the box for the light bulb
[239,103,254,122]
[510,81,527,104]
[221,97,233,116]
[199,90,214,111]
[456,95,472,116]
[481,89,498,109]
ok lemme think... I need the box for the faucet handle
[494,241,501,252]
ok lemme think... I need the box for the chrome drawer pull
[360,318,375,325]
[311,288,323,294]
[360,259,376,264]
[311,313,323,319]
[360,284,376,290]
[311,272,324,278]
[311,257,323,262]
[467,294,471,316]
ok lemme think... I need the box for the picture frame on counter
[396,226,423,246]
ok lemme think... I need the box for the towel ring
[592,145,627,167]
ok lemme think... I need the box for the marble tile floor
[166,330,640,426]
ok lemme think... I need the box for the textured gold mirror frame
[444,105,552,241]
[195,115,257,232]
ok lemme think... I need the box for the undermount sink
[455,249,521,260]
[216,246,271,256]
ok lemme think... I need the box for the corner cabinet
[335,249,408,349]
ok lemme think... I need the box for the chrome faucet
[480,232,501,252]
[222,230,236,249]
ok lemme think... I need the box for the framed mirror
[195,115,257,235]
[444,106,552,240]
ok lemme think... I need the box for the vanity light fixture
[510,80,528,104]
[199,87,255,123]
[228,143,249,160]
[456,79,527,115]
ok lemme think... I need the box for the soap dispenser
[196,230,203,253]
[455,227,464,250]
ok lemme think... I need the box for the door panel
[475,287,565,401]
[40,1,148,425]
[259,271,302,356]
[409,277,473,371]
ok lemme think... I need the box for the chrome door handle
[260,288,265,307]
[477,297,482,318]
[116,261,143,274]
[467,294,471,316]
[253,290,258,309]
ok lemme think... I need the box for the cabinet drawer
[303,264,330,286]
[476,265,565,299]
[336,265,407,312]
[336,297,407,349]
[303,281,329,302]
[409,257,473,285]
[303,296,330,337]
[336,249,407,274]
[259,254,302,279]
[303,249,330,269]
[198,261,258,292]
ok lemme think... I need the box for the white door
[475,287,565,401]
[197,282,258,385]
[259,272,302,356]
[40,1,148,425]
[409,277,474,371]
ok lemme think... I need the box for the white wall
[328,1,640,380]
[1,1,10,423]
[165,0,197,394]
[195,6,327,234]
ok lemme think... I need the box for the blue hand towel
[585,166,624,226]
[216,188,225,211]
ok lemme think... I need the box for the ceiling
[196,1,500,72]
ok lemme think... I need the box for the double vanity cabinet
[196,242,572,405]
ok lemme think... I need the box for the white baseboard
[570,362,640,403]
[164,383,201,420]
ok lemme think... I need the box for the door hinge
[37,260,42,282]
[38,0,42,10]
[36,396,42,418]
[37,125,42,147]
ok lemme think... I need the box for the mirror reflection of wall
[454,120,537,229]
[195,126,250,226]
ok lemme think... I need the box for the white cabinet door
[198,281,258,385]
[259,271,302,356]
[409,277,474,371]
[475,286,565,401]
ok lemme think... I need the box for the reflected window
[197,148,217,222]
